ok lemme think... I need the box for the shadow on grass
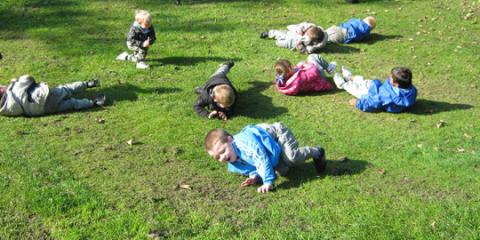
[320,44,360,54]
[362,33,403,45]
[277,158,369,190]
[87,83,182,104]
[408,99,473,115]
[236,81,288,119]
[148,56,241,66]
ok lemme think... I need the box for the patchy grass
[1,0,479,239]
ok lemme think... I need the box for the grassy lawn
[1,0,479,239]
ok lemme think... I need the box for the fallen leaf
[436,120,446,128]
[127,139,137,145]
[378,168,386,175]
[148,229,167,239]
[457,148,465,153]
[96,118,105,124]
[431,221,436,232]
[464,133,472,139]
[180,184,191,190]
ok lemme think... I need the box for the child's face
[137,18,151,29]
[208,136,238,163]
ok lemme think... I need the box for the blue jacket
[340,18,371,43]
[356,79,417,113]
[228,125,281,185]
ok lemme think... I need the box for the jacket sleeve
[13,76,35,93]
[193,95,210,118]
[149,26,156,45]
[355,80,383,112]
[287,22,313,33]
[127,27,142,47]
[251,142,276,185]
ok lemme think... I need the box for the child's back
[356,79,417,113]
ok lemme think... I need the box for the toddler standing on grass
[326,16,376,44]
[333,66,417,113]
[274,54,336,95]
[0,75,105,117]
[204,122,327,193]
[116,10,157,69]
[260,22,328,53]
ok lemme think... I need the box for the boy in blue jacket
[333,66,417,113]
[326,16,376,44]
[204,122,327,193]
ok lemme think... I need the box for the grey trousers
[127,42,148,62]
[307,54,330,74]
[45,81,94,114]
[257,122,320,176]
[326,26,347,44]
[210,64,231,79]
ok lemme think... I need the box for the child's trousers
[44,81,94,114]
[307,54,330,73]
[342,75,373,98]
[257,122,321,176]
[326,26,347,44]
[210,64,231,79]
[127,42,148,62]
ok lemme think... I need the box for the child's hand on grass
[208,110,218,119]
[257,184,273,193]
[218,111,228,121]
[349,99,357,106]
[240,175,259,187]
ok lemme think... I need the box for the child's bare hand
[208,111,218,119]
[349,99,357,106]
[257,184,273,193]
[240,176,259,188]
[142,37,150,48]
[218,111,228,121]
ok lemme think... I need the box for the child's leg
[342,75,372,98]
[44,82,91,113]
[267,30,288,39]
[209,63,232,79]
[56,98,94,112]
[270,122,321,167]
[326,26,347,44]
[127,43,148,62]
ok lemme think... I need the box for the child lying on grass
[260,22,328,53]
[326,16,376,44]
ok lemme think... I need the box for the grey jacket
[127,22,157,47]
[0,76,49,116]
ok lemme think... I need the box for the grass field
[0,0,479,239]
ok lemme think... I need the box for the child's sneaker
[116,52,129,61]
[313,147,327,174]
[93,94,106,107]
[136,61,149,69]
[224,60,235,68]
[341,65,352,80]
[333,73,346,89]
[260,32,269,39]
[327,61,337,74]
[86,79,100,88]
[194,86,203,95]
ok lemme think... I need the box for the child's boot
[136,61,149,69]
[93,94,106,107]
[260,32,269,39]
[224,60,235,68]
[86,79,100,88]
[333,73,346,89]
[341,65,352,80]
[313,147,327,174]
[194,87,203,95]
[116,52,129,61]
[327,61,337,74]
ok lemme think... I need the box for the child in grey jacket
[116,10,157,69]
[260,22,328,53]
[0,75,105,117]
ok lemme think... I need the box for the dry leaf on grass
[436,120,446,128]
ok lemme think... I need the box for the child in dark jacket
[116,10,157,69]
[193,61,237,120]
[326,16,376,44]
[0,75,105,117]
[333,66,417,113]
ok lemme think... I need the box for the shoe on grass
[224,60,234,68]
[341,65,352,80]
[116,52,129,61]
[94,94,106,107]
[333,73,346,89]
[260,32,269,38]
[136,61,149,69]
[313,147,327,174]
[86,79,100,88]
[327,61,337,74]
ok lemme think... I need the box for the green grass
[1,0,479,239]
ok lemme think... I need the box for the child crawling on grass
[333,66,417,113]
[260,22,328,53]
[274,54,336,95]
[204,122,327,193]
[0,75,105,117]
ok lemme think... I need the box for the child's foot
[86,79,100,88]
[327,61,337,74]
[194,86,203,95]
[175,0,181,5]
[224,60,235,68]
[313,147,327,174]
[260,32,268,39]
[341,65,352,80]
[333,73,346,89]
[93,94,106,107]
[136,61,149,69]
[116,52,129,61]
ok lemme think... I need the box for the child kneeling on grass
[204,122,327,193]
[333,66,417,113]
[274,54,336,95]
[0,75,105,117]
[193,60,237,121]
[116,10,157,69]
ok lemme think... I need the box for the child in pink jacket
[274,54,336,95]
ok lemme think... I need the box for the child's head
[305,26,325,44]
[363,16,376,30]
[135,10,152,28]
[212,84,235,108]
[204,129,238,163]
[275,59,293,77]
[391,67,412,89]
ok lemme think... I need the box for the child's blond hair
[274,59,293,77]
[204,129,231,151]
[363,16,376,29]
[213,84,235,107]
[135,10,152,25]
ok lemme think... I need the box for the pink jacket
[276,63,333,95]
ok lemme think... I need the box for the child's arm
[148,26,156,45]
[354,80,383,112]
[127,27,143,47]
[193,95,211,118]
[287,22,314,35]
